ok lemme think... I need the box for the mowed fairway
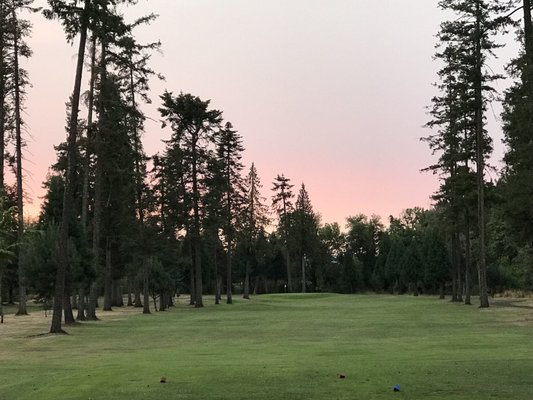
[1,294,532,400]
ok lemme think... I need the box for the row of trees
[1,0,533,332]
[424,0,533,307]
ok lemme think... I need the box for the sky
[18,0,516,227]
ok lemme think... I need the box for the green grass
[1,294,532,400]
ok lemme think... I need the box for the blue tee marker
[393,384,401,392]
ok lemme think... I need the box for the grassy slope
[0,294,532,400]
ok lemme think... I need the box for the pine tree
[214,122,245,304]
[501,0,533,249]
[159,92,222,308]
[271,174,294,292]
[291,183,319,293]
[242,163,268,299]
[427,0,510,308]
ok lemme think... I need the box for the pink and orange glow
[18,0,510,226]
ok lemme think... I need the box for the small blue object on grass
[393,384,401,392]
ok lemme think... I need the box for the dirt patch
[0,303,144,340]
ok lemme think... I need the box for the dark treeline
[1,0,533,332]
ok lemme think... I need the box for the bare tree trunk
[253,275,259,295]
[50,0,91,334]
[142,262,150,314]
[213,241,220,305]
[450,234,459,302]
[0,267,4,323]
[439,281,445,299]
[301,254,306,293]
[76,286,86,321]
[216,274,222,303]
[127,278,133,306]
[464,216,472,305]
[285,249,291,292]
[103,238,112,311]
[63,289,76,325]
[243,259,250,299]
[86,282,99,320]
[134,279,142,307]
[226,245,233,304]
[189,262,195,305]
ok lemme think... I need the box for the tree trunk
[475,1,489,308]
[439,281,445,299]
[214,241,220,305]
[226,245,233,304]
[0,7,5,191]
[103,238,112,311]
[0,267,4,323]
[50,0,91,334]
[301,254,306,293]
[253,275,259,295]
[76,286,86,321]
[63,290,76,325]
[450,234,459,302]
[189,262,195,305]
[87,36,108,321]
[114,279,123,307]
[134,280,142,307]
[127,278,133,306]
[464,216,472,305]
[142,264,150,314]
[86,282,99,321]
[285,248,291,292]
[243,259,250,299]
[81,35,97,229]
[12,8,27,317]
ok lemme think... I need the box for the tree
[427,0,510,308]
[501,0,533,248]
[159,91,222,308]
[271,174,294,291]
[0,191,17,323]
[8,0,36,316]
[345,214,384,290]
[46,0,92,333]
[241,163,268,298]
[290,183,319,293]
[213,122,245,304]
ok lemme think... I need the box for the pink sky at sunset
[18,0,513,227]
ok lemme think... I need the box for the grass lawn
[0,293,532,400]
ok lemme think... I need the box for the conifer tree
[427,0,510,308]
[159,92,222,308]
[272,174,294,292]
[242,163,268,299]
[291,183,319,293]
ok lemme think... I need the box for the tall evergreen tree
[214,122,245,304]
[290,183,319,293]
[159,91,222,308]
[271,174,294,292]
[427,0,510,308]
[242,163,268,299]
[501,0,533,250]
[46,0,92,333]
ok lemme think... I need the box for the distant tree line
[0,0,533,332]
